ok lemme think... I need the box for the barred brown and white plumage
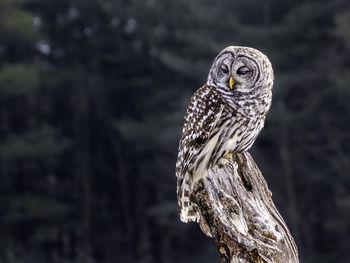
[176,46,274,223]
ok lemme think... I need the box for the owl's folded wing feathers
[176,85,225,196]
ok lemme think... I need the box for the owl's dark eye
[220,64,229,74]
[237,66,250,75]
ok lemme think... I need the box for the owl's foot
[223,153,233,160]
[217,153,234,168]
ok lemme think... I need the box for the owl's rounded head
[207,46,273,94]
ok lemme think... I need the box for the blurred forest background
[0,0,350,262]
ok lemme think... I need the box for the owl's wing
[176,85,225,190]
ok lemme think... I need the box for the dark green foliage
[0,0,350,262]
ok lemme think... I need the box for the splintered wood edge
[190,152,299,263]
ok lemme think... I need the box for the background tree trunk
[191,152,299,263]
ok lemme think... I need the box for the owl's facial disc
[207,52,259,93]
[207,46,273,97]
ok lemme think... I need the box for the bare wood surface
[191,152,299,263]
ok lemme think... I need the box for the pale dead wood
[191,152,299,263]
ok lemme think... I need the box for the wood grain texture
[190,152,299,263]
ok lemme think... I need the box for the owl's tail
[178,171,200,223]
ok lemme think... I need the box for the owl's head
[207,46,273,94]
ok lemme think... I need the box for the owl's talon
[225,160,233,169]
[217,153,234,168]
[222,153,235,168]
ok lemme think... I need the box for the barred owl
[176,46,274,223]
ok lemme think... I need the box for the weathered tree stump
[191,152,299,263]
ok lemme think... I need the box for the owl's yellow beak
[229,76,235,90]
